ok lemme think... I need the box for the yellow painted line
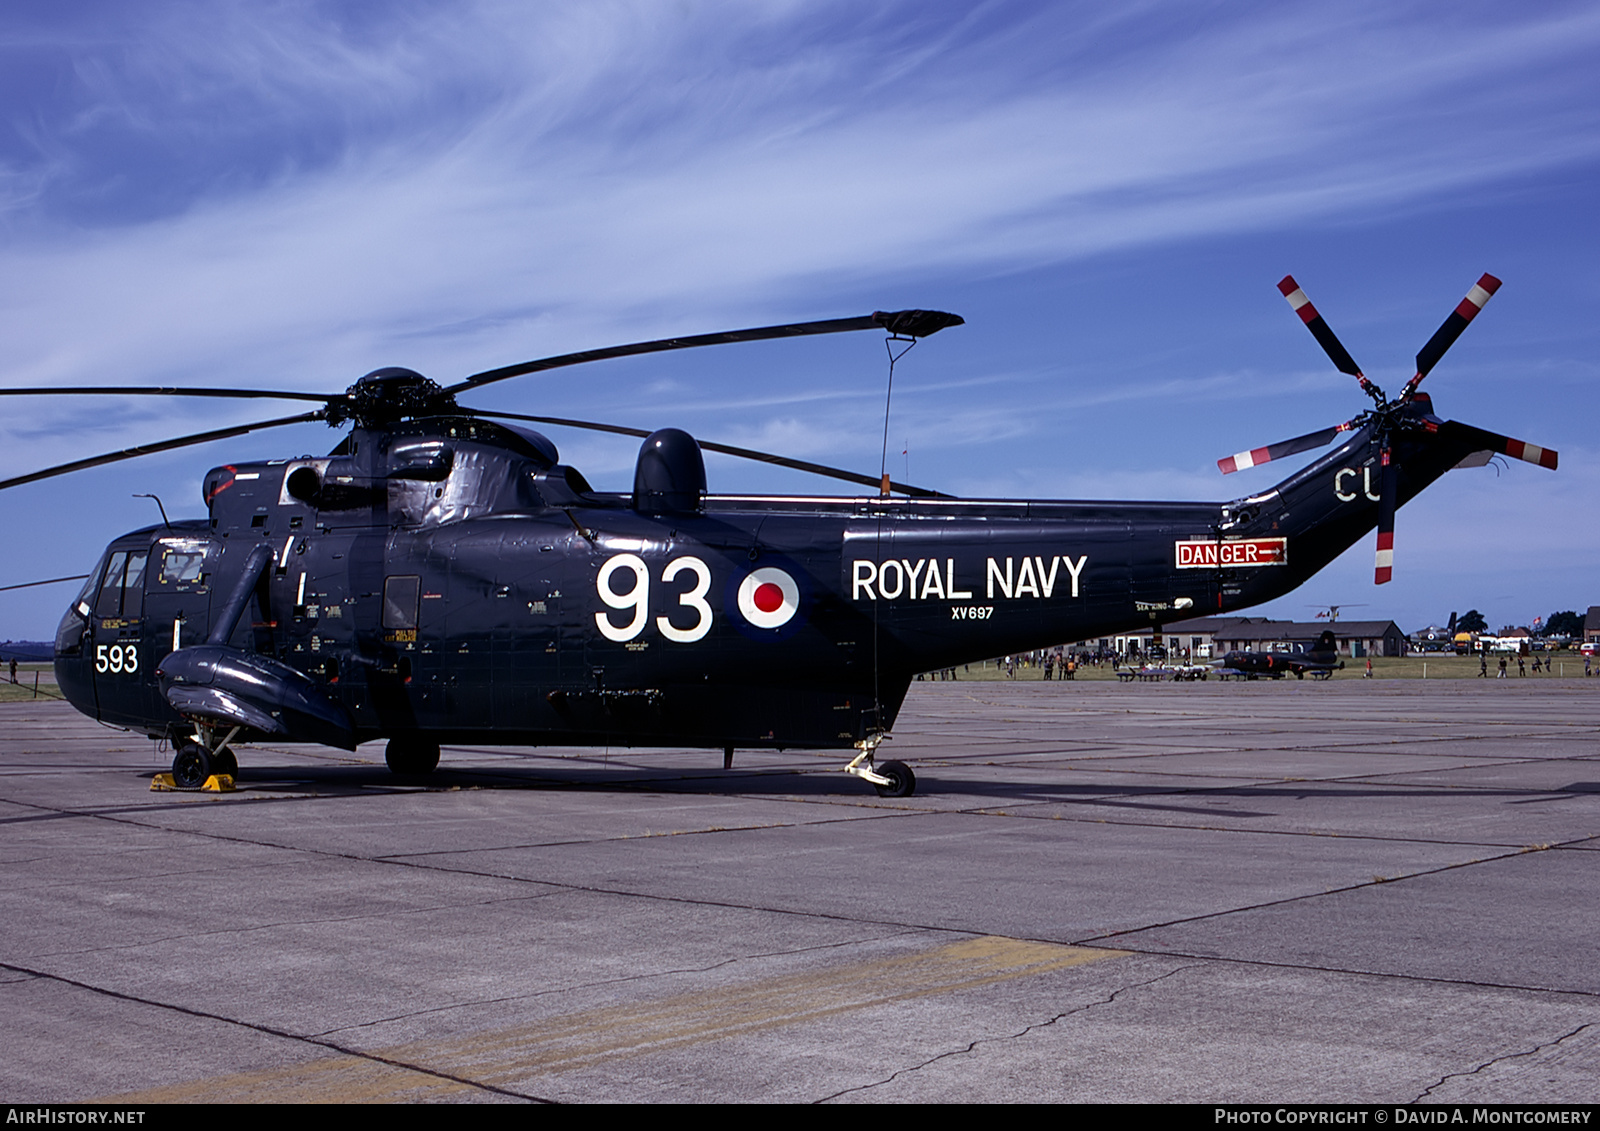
[97,1055,475,1105]
[98,936,1126,1103]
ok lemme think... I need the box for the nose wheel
[170,726,241,790]
[171,744,211,789]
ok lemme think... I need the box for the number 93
[595,553,713,644]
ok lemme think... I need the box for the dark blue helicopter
[5,278,1555,796]
[1214,629,1345,680]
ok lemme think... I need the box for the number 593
[95,643,138,674]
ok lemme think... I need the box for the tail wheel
[386,737,441,775]
[172,744,212,789]
[873,759,916,798]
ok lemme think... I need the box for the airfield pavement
[1,678,1598,1105]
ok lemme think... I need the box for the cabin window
[160,546,208,588]
[382,575,421,630]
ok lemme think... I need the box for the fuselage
[54,397,1488,751]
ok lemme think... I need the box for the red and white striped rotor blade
[1217,421,1356,475]
[1402,273,1501,400]
[1278,276,1382,402]
[1373,448,1398,585]
[1502,437,1559,470]
[1440,421,1558,470]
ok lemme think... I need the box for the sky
[1,0,1596,640]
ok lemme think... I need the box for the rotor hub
[333,368,458,427]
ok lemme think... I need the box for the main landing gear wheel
[844,734,918,797]
[873,759,916,798]
[171,743,212,790]
[212,747,239,779]
[386,737,441,775]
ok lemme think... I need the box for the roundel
[737,567,800,629]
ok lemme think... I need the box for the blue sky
[1,1,1595,639]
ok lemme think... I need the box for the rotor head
[334,368,458,427]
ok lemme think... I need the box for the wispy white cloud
[3,1,1596,402]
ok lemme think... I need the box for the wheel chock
[149,773,235,793]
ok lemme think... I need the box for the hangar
[1084,617,1408,659]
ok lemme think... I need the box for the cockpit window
[94,553,128,618]
[73,556,106,613]
[122,551,147,618]
[93,550,149,619]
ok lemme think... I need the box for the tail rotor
[1219,274,1555,585]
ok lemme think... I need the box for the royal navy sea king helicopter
[5,275,1556,797]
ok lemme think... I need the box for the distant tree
[1457,609,1488,634]
[1542,610,1583,637]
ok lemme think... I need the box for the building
[1073,617,1267,659]
[1211,619,1409,658]
[1069,616,1409,659]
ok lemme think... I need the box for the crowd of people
[918,644,1598,682]
[1476,651,1590,677]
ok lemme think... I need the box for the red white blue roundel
[737,567,800,629]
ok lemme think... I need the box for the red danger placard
[1175,538,1288,568]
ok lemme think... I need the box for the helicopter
[1214,629,1345,680]
[4,275,1556,798]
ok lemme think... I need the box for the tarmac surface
[2,678,1598,1104]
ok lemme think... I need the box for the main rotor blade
[1374,447,1398,585]
[0,386,334,404]
[0,574,89,593]
[1439,421,1558,470]
[1400,273,1501,401]
[1218,420,1359,474]
[0,410,326,492]
[474,410,949,498]
[447,309,964,395]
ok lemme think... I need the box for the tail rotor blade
[1440,421,1558,470]
[1278,276,1384,403]
[1401,273,1501,400]
[1218,420,1358,474]
[1374,447,1398,585]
